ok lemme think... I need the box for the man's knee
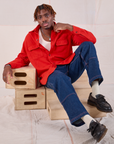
[46,70,71,91]
[80,41,96,53]
[74,41,95,55]
[81,41,94,46]
[47,70,70,84]
[54,71,70,83]
[82,41,95,49]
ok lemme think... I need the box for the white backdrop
[0,0,114,88]
[0,1,114,144]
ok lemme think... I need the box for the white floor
[0,85,114,144]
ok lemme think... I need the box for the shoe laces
[87,121,99,134]
[87,126,94,132]
[97,95,106,103]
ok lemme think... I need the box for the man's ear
[52,21,55,28]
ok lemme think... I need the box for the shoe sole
[97,127,108,142]
[87,100,112,113]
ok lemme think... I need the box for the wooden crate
[15,87,45,110]
[47,100,68,120]
[47,88,106,120]
[45,88,59,108]
[45,88,91,108]
[5,65,37,89]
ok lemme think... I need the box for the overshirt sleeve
[71,25,96,46]
[6,40,30,69]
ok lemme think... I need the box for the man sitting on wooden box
[2,4,112,142]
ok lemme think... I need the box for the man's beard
[44,25,53,30]
[45,27,50,30]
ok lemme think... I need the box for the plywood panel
[6,65,37,89]
[15,87,45,110]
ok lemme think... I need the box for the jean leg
[45,70,89,126]
[69,41,103,86]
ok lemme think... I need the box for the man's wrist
[66,24,73,31]
[4,64,11,69]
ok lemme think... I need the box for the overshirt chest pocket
[55,39,68,53]
[28,45,44,58]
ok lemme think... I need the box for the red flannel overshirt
[7,24,96,85]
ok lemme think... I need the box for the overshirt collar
[29,22,57,47]
[31,24,41,33]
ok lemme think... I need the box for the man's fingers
[54,28,60,33]
[54,25,61,33]
[7,72,13,84]
[53,25,57,31]
[53,24,60,31]
[3,72,13,84]
[9,70,13,78]
[7,73,10,84]
[3,75,7,83]
[3,65,13,84]
[53,23,66,32]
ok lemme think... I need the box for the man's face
[37,9,54,29]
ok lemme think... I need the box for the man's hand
[53,23,73,33]
[3,65,13,84]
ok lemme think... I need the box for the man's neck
[42,26,53,36]
[40,27,53,42]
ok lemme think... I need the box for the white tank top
[39,29,51,51]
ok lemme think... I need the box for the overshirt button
[76,31,78,33]
[36,39,38,41]
[49,54,51,56]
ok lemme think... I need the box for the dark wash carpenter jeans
[45,41,103,127]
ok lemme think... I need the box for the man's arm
[53,23,96,45]
[54,23,73,32]
[71,25,96,45]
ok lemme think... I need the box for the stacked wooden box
[46,71,106,120]
[6,65,45,110]
[6,66,106,120]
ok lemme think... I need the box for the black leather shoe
[87,93,113,112]
[87,120,108,142]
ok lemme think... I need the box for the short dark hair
[34,4,56,21]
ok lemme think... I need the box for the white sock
[92,81,100,98]
[81,115,96,128]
